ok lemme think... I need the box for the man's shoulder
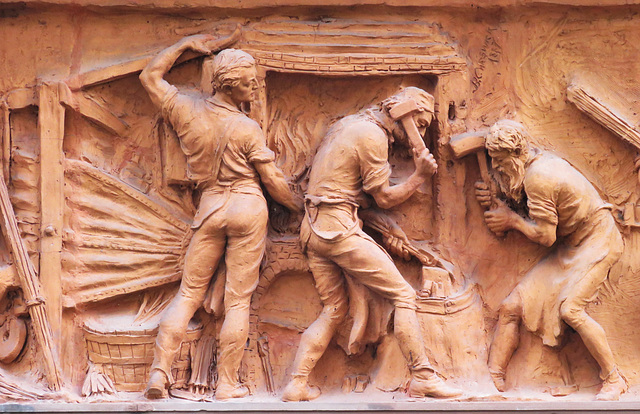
[225,111,259,127]
[527,152,569,176]
[230,114,263,139]
[525,152,576,192]
[163,88,201,115]
[340,116,387,144]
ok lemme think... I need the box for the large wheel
[0,317,27,364]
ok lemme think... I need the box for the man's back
[162,89,273,190]
[307,114,390,206]
[525,152,606,237]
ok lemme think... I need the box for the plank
[37,82,65,390]
[567,80,640,151]
[4,0,640,8]
[66,25,241,90]
[59,83,130,136]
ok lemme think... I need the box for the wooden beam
[567,79,640,152]
[37,82,65,388]
[66,25,241,90]
[65,56,153,91]
[59,83,129,137]
[1,101,10,184]
[3,0,640,9]
[6,88,37,110]
[66,25,242,90]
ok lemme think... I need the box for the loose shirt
[306,113,391,239]
[161,86,275,227]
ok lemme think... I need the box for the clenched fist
[414,149,438,178]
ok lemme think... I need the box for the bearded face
[391,121,408,145]
[390,110,433,148]
[488,149,527,202]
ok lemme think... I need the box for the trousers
[290,212,434,378]
[150,191,268,386]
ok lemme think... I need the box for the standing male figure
[140,35,302,400]
[476,120,626,401]
[282,87,462,402]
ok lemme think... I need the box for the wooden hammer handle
[475,151,505,237]
[400,116,428,155]
[475,151,491,183]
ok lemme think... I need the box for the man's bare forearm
[511,214,557,247]
[371,172,425,210]
[266,178,303,213]
[255,162,303,213]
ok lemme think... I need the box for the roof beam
[567,77,640,152]
[59,83,130,137]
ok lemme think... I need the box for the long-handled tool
[257,336,275,395]
[449,129,505,236]
[389,100,435,166]
[365,220,459,285]
[0,162,62,390]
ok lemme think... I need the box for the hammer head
[449,130,489,159]
[388,99,421,121]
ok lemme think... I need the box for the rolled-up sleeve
[526,179,559,226]
[161,86,199,135]
[359,134,391,194]
[243,121,275,164]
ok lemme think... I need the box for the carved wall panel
[0,2,639,409]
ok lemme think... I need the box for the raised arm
[139,28,243,108]
[139,35,215,108]
[368,149,437,209]
[255,161,304,213]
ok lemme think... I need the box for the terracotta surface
[0,0,639,408]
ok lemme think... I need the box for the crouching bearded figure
[282,87,463,402]
[476,120,626,401]
[139,35,302,400]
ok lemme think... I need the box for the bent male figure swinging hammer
[282,87,463,402]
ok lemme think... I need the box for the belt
[304,195,360,243]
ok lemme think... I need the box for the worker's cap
[383,87,435,114]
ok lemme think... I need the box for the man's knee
[498,295,523,323]
[159,292,200,330]
[385,280,417,310]
[560,299,587,328]
[225,294,252,312]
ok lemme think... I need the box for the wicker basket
[83,322,203,392]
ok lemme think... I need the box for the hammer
[389,100,432,161]
[449,129,505,236]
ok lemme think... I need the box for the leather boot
[216,381,250,400]
[408,371,463,399]
[282,375,321,402]
[596,368,627,401]
[145,369,168,399]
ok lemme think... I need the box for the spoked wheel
[0,317,27,364]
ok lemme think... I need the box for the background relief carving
[0,2,639,408]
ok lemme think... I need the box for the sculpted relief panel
[0,5,639,408]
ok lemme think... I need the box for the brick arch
[245,237,311,391]
[251,237,309,312]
